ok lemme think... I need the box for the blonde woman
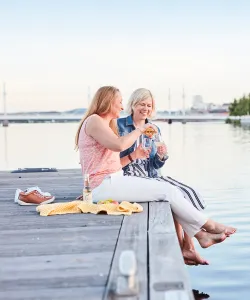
[75,86,236,252]
[117,88,210,265]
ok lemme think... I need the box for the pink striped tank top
[78,115,122,189]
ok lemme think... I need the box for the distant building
[222,103,230,111]
[193,95,203,105]
[207,103,217,111]
[191,95,207,112]
[191,96,229,114]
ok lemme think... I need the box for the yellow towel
[117,201,142,213]
[36,200,143,216]
[36,201,82,216]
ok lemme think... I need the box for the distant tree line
[229,94,250,116]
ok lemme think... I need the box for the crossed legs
[174,219,209,266]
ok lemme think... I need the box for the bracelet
[128,153,134,162]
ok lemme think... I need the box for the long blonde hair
[127,88,156,118]
[75,86,119,149]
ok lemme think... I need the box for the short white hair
[127,88,156,118]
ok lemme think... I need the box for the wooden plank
[0,185,82,192]
[0,180,80,185]
[0,214,123,230]
[0,252,112,279]
[0,239,117,257]
[103,203,148,300]
[148,202,194,300]
[0,275,107,292]
[0,169,82,178]
[0,287,104,300]
[0,173,82,179]
[0,226,120,245]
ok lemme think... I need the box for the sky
[0,0,250,112]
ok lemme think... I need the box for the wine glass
[154,133,168,156]
[154,133,165,147]
[142,135,152,150]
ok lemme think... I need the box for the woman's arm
[86,115,153,152]
[120,145,150,167]
[120,152,136,167]
[152,142,169,169]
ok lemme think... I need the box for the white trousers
[92,171,208,237]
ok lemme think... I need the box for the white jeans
[92,171,208,237]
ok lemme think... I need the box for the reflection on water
[0,123,80,171]
[0,122,250,299]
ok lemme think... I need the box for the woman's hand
[137,123,158,138]
[157,144,168,158]
[132,144,151,160]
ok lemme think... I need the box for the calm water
[1,122,250,299]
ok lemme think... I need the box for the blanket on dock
[36,200,143,216]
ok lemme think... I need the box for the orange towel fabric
[36,201,143,216]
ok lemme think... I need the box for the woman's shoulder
[83,114,104,135]
[86,114,103,124]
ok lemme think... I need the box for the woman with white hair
[117,88,209,266]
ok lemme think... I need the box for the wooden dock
[0,169,194,300]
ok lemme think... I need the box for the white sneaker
[14,186,51,203]
[14,188,22,203]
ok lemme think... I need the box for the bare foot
[182,248,209,265]
[203,220,236,236]
[184,258,198,266]
[195,230,228,248]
